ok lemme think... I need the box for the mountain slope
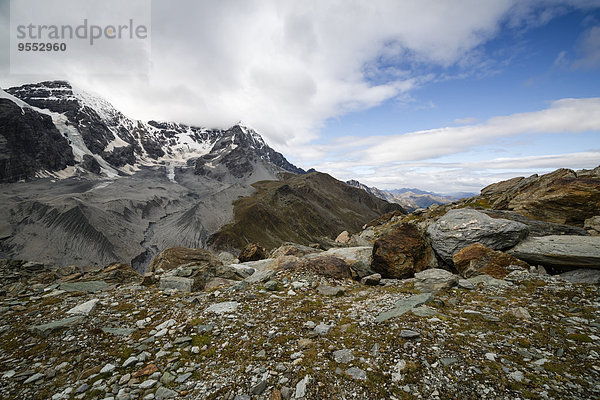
[208,172,405,251]
[0,81,309,270]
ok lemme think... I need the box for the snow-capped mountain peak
[1,81,304,183]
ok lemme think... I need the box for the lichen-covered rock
[480,167,600,226]
[148,247,224,273]
[585,216,600,236]
[278,255,352,279]
[453,243,529,279]
[238,243,268,263]
[270,243,320,258]
[428,209,528,264]
[371,223,436,279]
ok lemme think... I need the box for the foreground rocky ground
[1,258,599,400]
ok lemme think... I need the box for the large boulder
[238,243,268,263]
[323,246,372,265]
[480,167,600,226]
[452,243,529,279]
[371,223,436,279]
[277,255,353,279]
[270,243,321,258]
[149,247,223,273]
[427,209,528,264]
[481,210,589,237]
[508,236,600,269]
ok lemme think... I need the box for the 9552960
[17,42,67,51]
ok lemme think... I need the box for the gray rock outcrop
[428,209,528,264]
[508,236,600,269]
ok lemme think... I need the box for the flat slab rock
[29,315,86,336]
[508,235,600,269]
[376,293,433,323]
[59,280,108,293]
[206,301,239,314]
[559,269,600,284]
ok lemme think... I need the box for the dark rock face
[101,145,136,167]
[80,155,101,174]
[7,81,120,155]
[0,99,74,182]
[427,209,529,264]
[371,223,436,279]
[479,167,600,227]
[238,243,267,263]
[452,243,529,279]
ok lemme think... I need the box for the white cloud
[307,99,600,192]
[573,25,600,69]
[1,0,521,147]
[325,151,600,194]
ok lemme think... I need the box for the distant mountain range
[346,180,475,212]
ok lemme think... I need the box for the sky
[1,0,600,193]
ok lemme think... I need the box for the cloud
[306,98,600,192]
[323,151,600,194]
[2,0,598,193]
[453,117,478,125]
[573,25,600,69]
[0,0,526,148]
[310,97,600,165]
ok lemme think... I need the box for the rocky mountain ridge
[346,180,471,212]
[2,81,304,183]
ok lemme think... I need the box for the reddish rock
[302,256,353,279]
[141,272,157,286]
[132,363,159,378]
[452,243,529,279]
[98,263,142,284]
[277,255,352,279]
[335,231,350,244]
[371,223,436,279]
[238,243,268,263]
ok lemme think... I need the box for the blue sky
[1,0,599,193]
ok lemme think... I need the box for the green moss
[544,362,568,373]
[192,333,211,347]
[113,302,135,312]
[566,333,592,343]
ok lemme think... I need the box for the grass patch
[566,333,592,343]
